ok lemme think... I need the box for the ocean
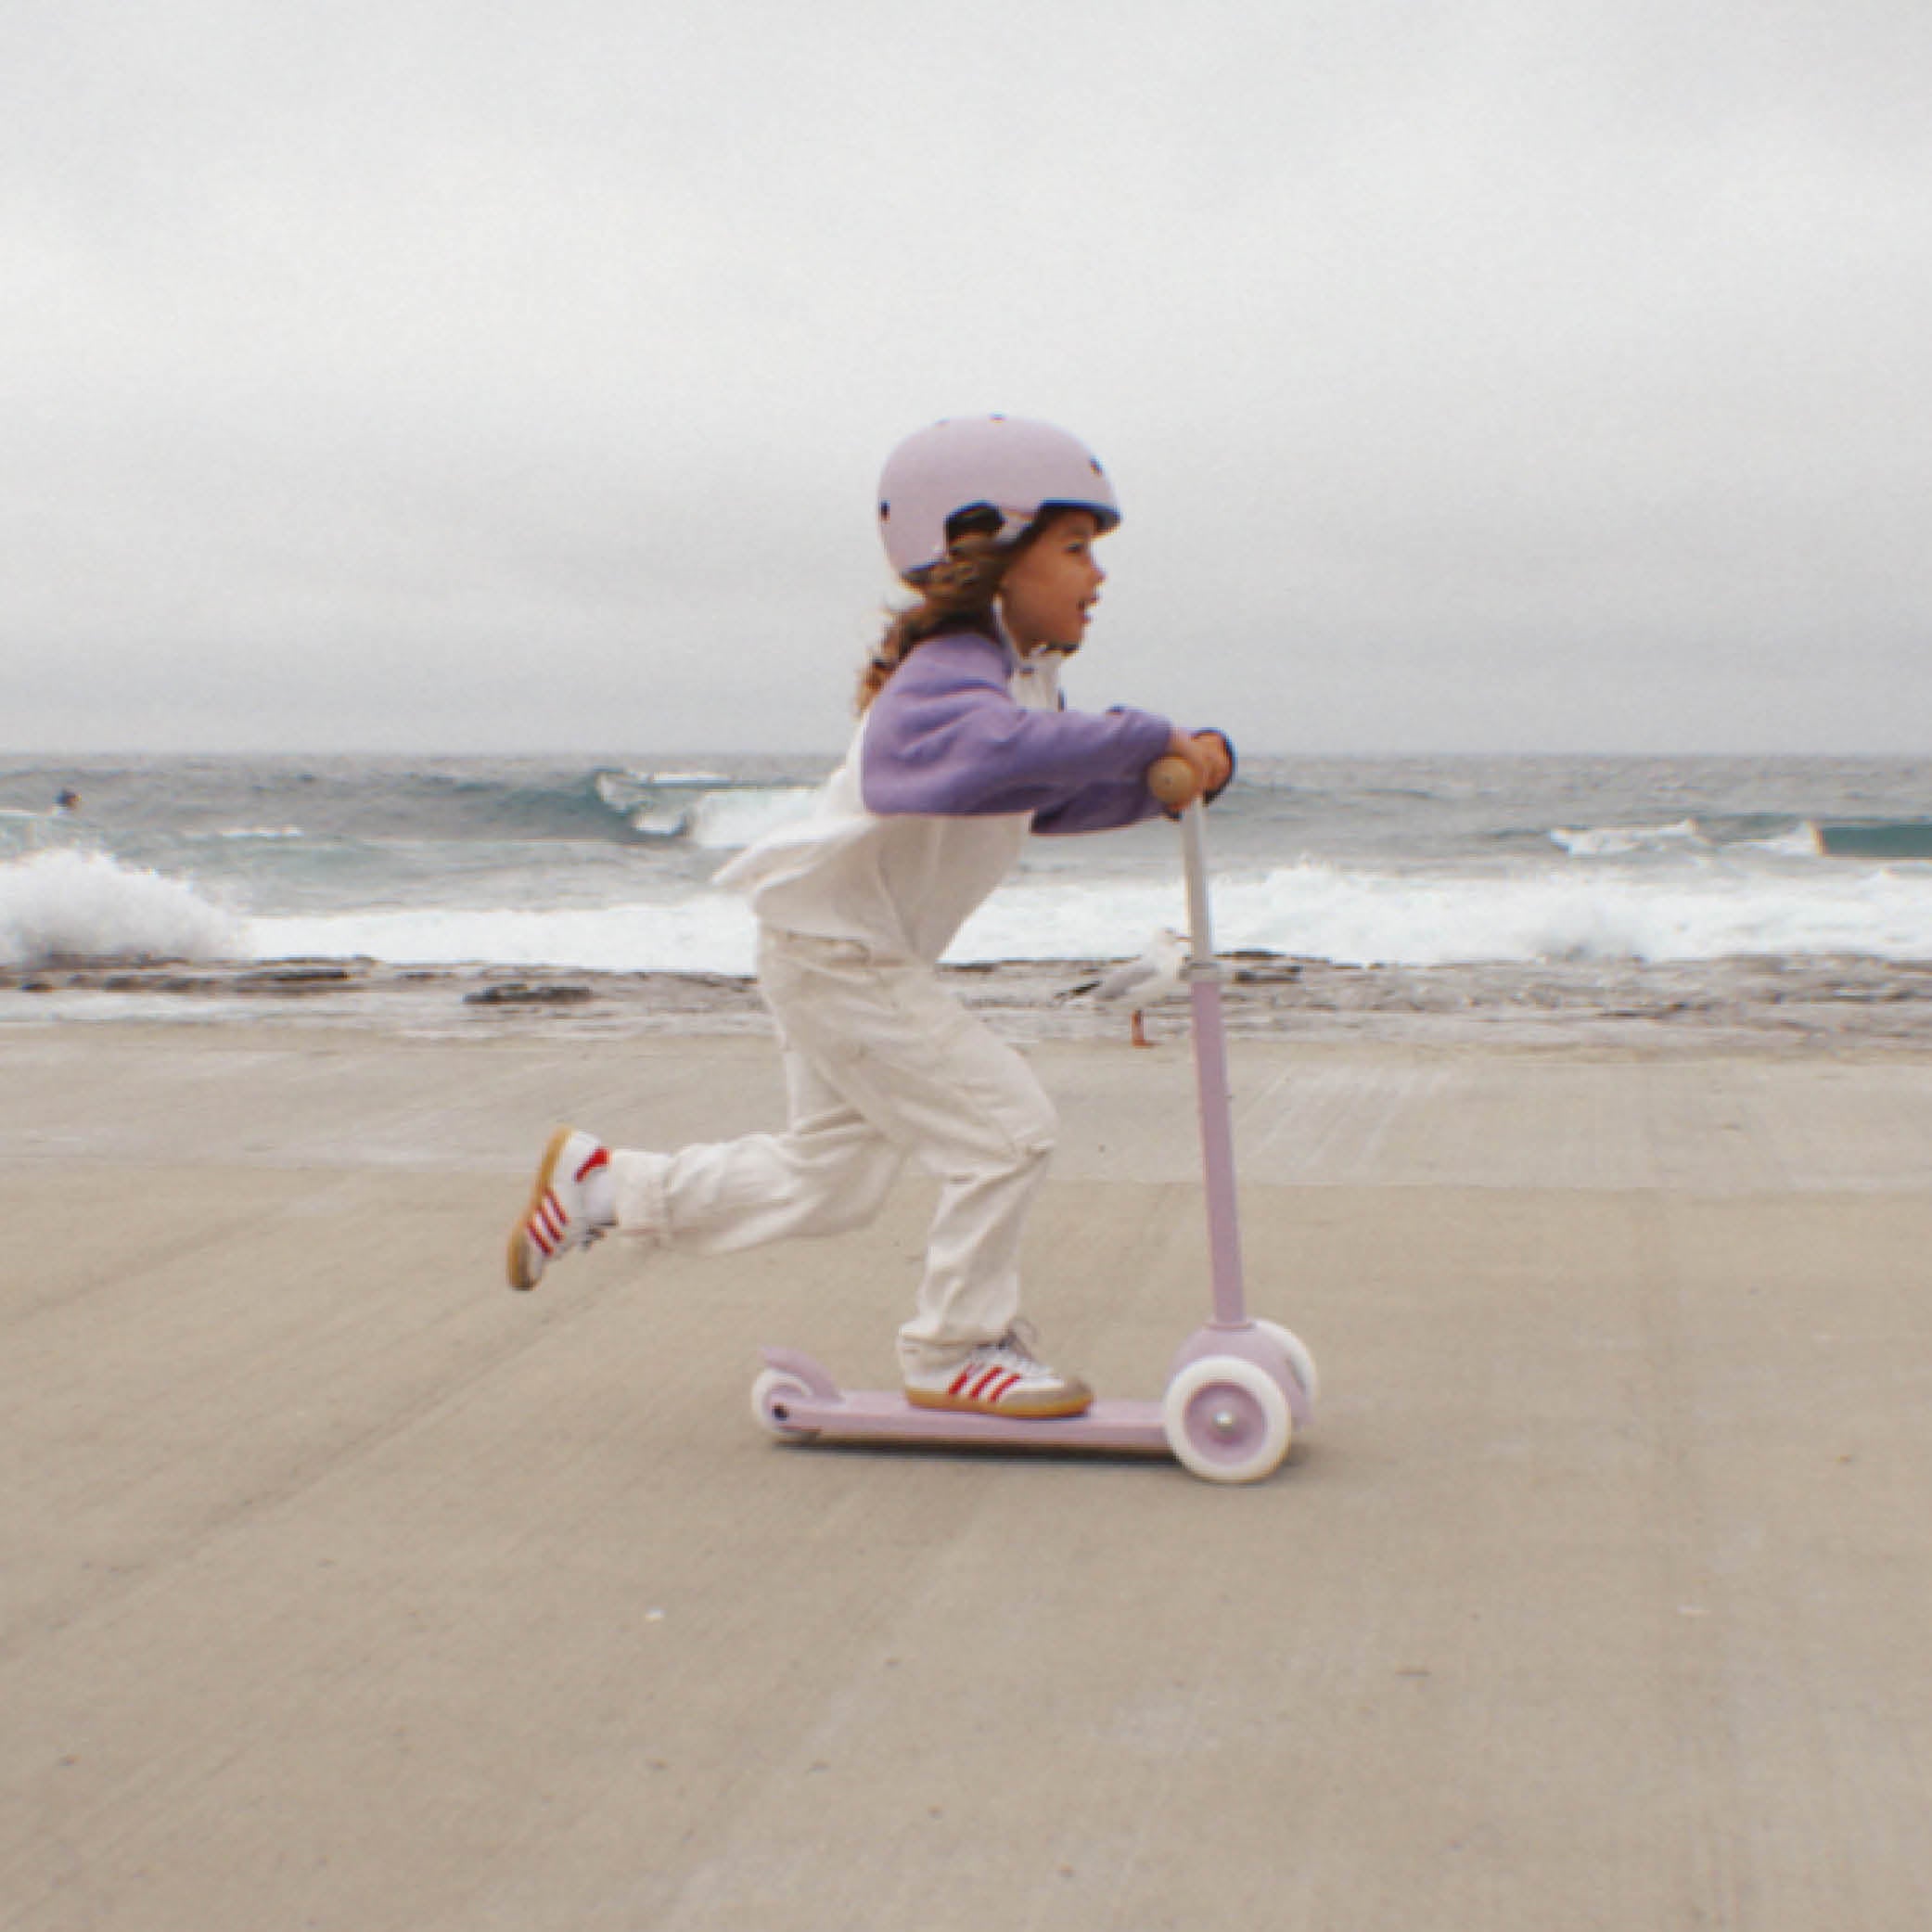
[5,752,1932,1041]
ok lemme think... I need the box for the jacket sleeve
[1030,729,1237,834]
[860,633,1174,823]
[1029,776,1166,836]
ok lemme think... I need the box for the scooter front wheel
[1254,1319,1321,1409]
[750,1367,821,1441]
[1162,1356,1292,1484]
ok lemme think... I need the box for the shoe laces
[985,1320,1052,1381]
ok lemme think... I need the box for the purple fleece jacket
[857,631,1179,836]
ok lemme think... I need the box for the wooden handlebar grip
[1147,754,1203,810]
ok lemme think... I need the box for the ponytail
[856,527,1032,712]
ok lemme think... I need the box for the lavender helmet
[876,415,1120,582]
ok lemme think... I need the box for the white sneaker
[505,1127,610,1291]
[904,1323,1094,1420]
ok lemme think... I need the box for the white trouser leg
[607,933,1057,1372]
[608,1044,902,1251]
[755,938,1057,1375]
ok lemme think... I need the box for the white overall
[608,651,1068,1374]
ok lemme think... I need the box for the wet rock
[234,966,354,993]
[463,982,595,1007]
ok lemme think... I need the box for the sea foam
[684,787,816,851]
[593,769,815,849]
[245,898,764,977]
[0,850,242,966]
[1215,862,1932,967]
[233,857,1932,976]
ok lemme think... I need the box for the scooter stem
[1179,799,1248,1327]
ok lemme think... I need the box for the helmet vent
[942,503,1004,544]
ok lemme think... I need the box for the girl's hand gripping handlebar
[1147,754,1204,810]
[1147,729,1230,810]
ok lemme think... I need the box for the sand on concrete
[6,1021,1932,1931]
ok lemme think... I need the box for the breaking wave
[235,860,1932,975]
[0,850,242,967]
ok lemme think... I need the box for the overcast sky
[3,0,1928,756]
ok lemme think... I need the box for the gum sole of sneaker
[905,1388,1094,1421]
[506,1124,576,1291]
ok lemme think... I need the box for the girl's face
[997,510,1107,656]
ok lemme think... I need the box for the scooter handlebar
[1146,754,1203,810]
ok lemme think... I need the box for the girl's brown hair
[856,518,1040,712]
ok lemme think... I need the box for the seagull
[1074,927,1191,1047]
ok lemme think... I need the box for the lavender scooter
[750,756,1319,1484]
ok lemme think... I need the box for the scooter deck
[760,1350,1170,1456]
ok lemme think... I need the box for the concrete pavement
[5,1024,1932,1929]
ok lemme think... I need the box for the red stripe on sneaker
[948,1365,979,1397]
[541,1193,565,1239]
[574,1145,609,1184]
[530,1221,556,1257]
[984,1370,1021,1406]
[967,1365,1009,1402]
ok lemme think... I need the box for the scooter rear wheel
[1162,1356,1292,1484]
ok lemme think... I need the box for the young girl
[505,415,1233,1418]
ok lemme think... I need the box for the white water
[1549,819,1705,857]
[1222,861,1932,966]
[12,843,1932,976]
[246,862,1932,973]
[0,850,243,966]
[1550,818,1826,862]
[611,787,813,847]
[594,771,817,849]
[249,898,766,976]
[684,787,817,850]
